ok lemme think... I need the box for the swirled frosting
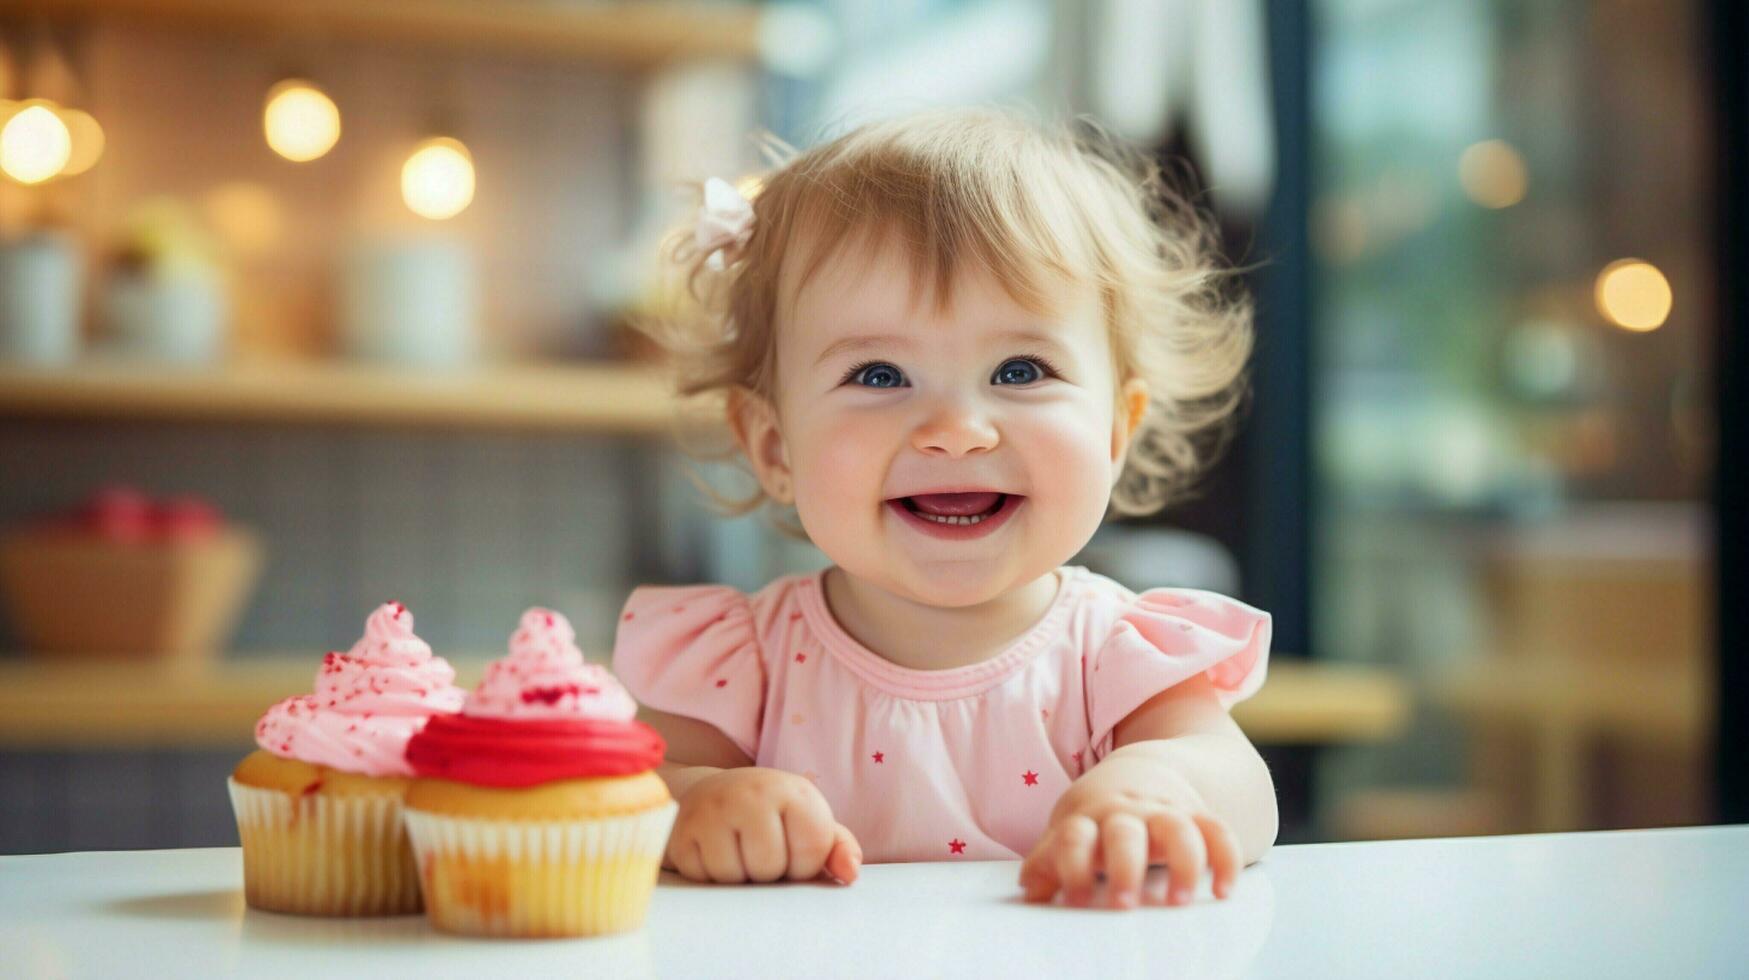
[254,602,466,777]
[465,607,638,721]
[406,608,664,787]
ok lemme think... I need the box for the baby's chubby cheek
[791,401,883,485]
[1016,407,1119,547]
[787,415,891,543]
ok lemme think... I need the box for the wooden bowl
[0,527,263,662]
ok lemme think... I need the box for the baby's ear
[726,386,794,504]
[1111,377,1150,467]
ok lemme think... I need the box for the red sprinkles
[522,683,579,705]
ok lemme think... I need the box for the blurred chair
[1338,503,1710,840]
[1441,502,1709,833]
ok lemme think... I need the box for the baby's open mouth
[895,491,1013,527]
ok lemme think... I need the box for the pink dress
[611,565,1271,864]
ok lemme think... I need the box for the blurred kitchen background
[0,0,1741,854]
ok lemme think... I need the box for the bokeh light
[263,79,341,163]
[401,136,475,220]
[1458,139,1528,209]
[1594,259,1673,332]
[0,102,72,184]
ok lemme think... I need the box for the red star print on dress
[715,679,727,688]
[872,751,884,763]
[795,652,807,663]
[948,838,967,855]
[1022,770,1039,786]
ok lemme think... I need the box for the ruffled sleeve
[1085,589,1272,761]
[611,584,765,760]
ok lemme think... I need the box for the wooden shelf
[1,0,766,69]
[0,655,489,749]
[0,657,1408,749]
[0,361,689,433]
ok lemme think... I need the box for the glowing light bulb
[0,102,71,183]
[263,79,340,163]
[1458,139,1528,209]
[1594,259,1673,332]
[401,137,475,220]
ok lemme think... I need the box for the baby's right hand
[666,767,863,885]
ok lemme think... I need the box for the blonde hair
[639,107,1252,523]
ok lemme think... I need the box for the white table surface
[3,825,1744,979]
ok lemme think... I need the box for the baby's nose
[911,398,999,457]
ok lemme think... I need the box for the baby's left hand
[1019,749,1242,909]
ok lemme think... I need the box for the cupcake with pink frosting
[227,601,464,916]
[403,607,673,938]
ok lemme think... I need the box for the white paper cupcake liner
[402,801,678,938]
[226,777,421,917]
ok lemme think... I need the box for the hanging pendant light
[0,99,71,184]
[0,25,102,184]
[263,77,340,163]
[401,135,474,220]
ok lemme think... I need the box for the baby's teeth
[920,512,987,526]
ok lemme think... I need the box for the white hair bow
[695,177,755,269]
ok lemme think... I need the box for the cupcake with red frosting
[403,607,673,938]
[227,601,465,916]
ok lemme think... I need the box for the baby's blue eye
[993,358,1045,385]
[850,362,906,388]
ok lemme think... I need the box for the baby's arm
[1019,674,1277,909]
[642,708,863,885]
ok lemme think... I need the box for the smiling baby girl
[613,108,1274,910]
